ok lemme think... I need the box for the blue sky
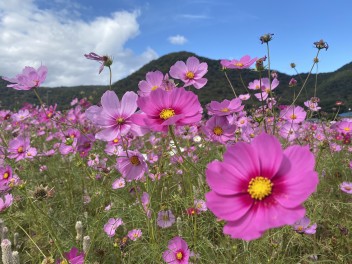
[1,0,351,87]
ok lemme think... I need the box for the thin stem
[223,71,237,97]
[108,66,112,90]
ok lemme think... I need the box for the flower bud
[2,226,9,240]
[260,33,274,44]
[313,39,328,50]
[12,251,20,264]
[75,221,83,242]
[290,63,296,68]
[1,239,12,264]
[83,236,91,254]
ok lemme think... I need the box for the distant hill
[1,51,351,112]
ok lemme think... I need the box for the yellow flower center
[113,138,119,143]
[247,176,273,200]
[17,146,24,153]
[159,109,175,120]
[116,117,124,124]
[162,214,170,221]
[265,88,270,93]
[345,186,351,191]
[221,108,229,112]
[235,62,244,67]
[130,156,140,166]
[3,172,9,179]
[151,85,158,91]
[255,85,260,89]
[344,127,350,132]
[186,71,195,79]
[47,112,53,118]
[176,252,183,260]
[297,226,304,232]
[290,114,297,120]
[213,126,223,136]
[60,260,68,264]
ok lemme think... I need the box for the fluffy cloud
[168,35,188,45]
[0,0,158,87]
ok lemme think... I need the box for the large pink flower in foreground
[169,56,208,89]
[132,88,203,132]
[2,66,47,90]
[206,133,318,241]
[86,91,145,141]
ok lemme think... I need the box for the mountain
[1,51,351,112]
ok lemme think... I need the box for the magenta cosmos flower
[86,91,145,141]
[169,56,208,89]
[132,88,203,132]
[205,133,318,241]
[2,66,47,90]
[203,116,236,144]
[220,55,257,69]
[56,247,84,264]
[162,236,190,264]
[247,78,279,101]
[84,52,112,74]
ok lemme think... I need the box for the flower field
[0,37,351,263]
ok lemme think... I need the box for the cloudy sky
[1,0,351,87]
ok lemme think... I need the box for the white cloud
[168,35,188,45]
[0,0,158,87]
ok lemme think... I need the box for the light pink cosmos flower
[2,66,47,90]
[157,210,176,228]
[112,177,125,189]
[249,78,279,101]
[220,55,257,69]
[203,116,236,144]
[280,106,307,123]
[239,94,250,101]
[292,216,317,235]
[127,229,142,241]
[0,193,13,212]
[340,182,352,194]
[138,70,164,96]
[0,165,19,193]
[162,236,190,264]
[331,121,352,135]
[206,98,244,116]
[169,56,208,89]
[8,136,37,161]
[132,88,203,132]
[194,199,207,212]
[84,52,112,74]
[206,133,318,241]
[86,91,146,141]
[116,150,148,182]
[103,218,123,237]
[304,100,321,112]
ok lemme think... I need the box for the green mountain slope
[0,51,350,112]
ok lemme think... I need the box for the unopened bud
[12,251,20,264]
[260,33,274,44]
[176,217,182,236]
[2,226,9,240]
[13,233,19,248]
[83,236,91,254]
[290,63,296,68]
[75,221,83,242]
[313,57,319,63]
[1,239,12,264]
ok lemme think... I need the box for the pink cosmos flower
[2,66,47,90]
[56,247,84,264]
[280,106,307,123]
[132,88,203,132]
[206,98,244,116]
[0,193,13,212]
[84,52,112,74]
[239,94,250,101]
[292,216,317,234]
[138,70,164,96]
[0,165,19,192]
[116,150,148,182]
[304,100,321,112]
[220,55,257,70]
[86,91,145,141]
[249,78,279,101]
[104,218,123,237]
[194,199,207,212]
[8,136,37,161]
[203,116,236,144]
[340,182,352,194]
[331,121,352,135]
[169,56,208,89]
[206,133,318,241]
[157,210,176,228]
[112,177,126,189]
[127,229,142,241]
[162,236,190,264]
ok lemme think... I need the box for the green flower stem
[224,71,237,97]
